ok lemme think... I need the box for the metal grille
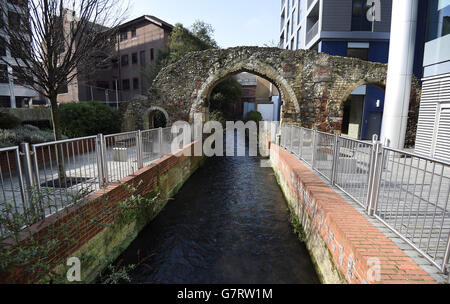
[375,148,450,270]
[280,123,450,274]
[0,125,194,236]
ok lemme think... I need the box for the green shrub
[209,110,226,128]
[245,111,263,123]
[0,112,21,129]
[0,125,66,147]
[59,102,120,138]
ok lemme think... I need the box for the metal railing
[279,124,450,275]
[0,126,191,236]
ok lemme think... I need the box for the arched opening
[144,106,170,129]
[206,71,282,123]
[190,60,299,124]
[340,84,385,140]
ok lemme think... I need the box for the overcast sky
[128,0,281,48]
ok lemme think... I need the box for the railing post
[20,143,34,189]
[159,127,163,157]
[331,134,340,186]
[289,124,294,152]
[96,134,107,187]
[18,143,33,212]
[136,130,143,169]
[298,127,303,158]
[367,141,383,216]
[311,129,317,169]
[442,232,450,280]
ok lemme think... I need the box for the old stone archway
[122,47,420,142]
[143,106,170,129]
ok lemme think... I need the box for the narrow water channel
[114,136,320,284]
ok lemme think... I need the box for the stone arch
[122,47,419,144]
[143,106,170,129]
[191,59,300,123]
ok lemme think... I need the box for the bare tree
[1,0,128,142]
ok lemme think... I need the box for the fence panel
[31,136,100,220]
[0,146,27,235]
[104,131,139,183]
[142,128,162,167]
[334,137,373,208]
[300,128,314,166]
[314,131,336,182]
[374,148,450,270]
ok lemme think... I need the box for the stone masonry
[123,47,421,146]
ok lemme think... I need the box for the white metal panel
[434,108,450,160]
[415,79,440,155]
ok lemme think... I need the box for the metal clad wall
[435,109,450,160]
[322,0,352,32]
[415,79,440,155]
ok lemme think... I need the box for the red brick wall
[270,144,436,284]
[0,143,201,283]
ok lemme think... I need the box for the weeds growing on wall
[0,180,160,284]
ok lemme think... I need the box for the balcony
[305,21,319,46]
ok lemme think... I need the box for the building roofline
[119,15,174,31]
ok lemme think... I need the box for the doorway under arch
[340,84,386,140]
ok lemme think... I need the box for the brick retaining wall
[0,142,204,283]
[270,144,436,284]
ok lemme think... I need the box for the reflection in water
[115,135,320,284]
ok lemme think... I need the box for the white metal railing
[0,126,192,236]
[277,124,450,276]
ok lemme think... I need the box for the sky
[127,0,281,48]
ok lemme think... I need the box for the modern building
[280,0,426,140]
[0,0,41,108]
[414,0,450,160]
[236,73,280,121]
[57,14,173,105]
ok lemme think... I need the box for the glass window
[122,79,130,90]
[347,48,369,61]
[351,0,373,31]
[0,65,9,83]
[120,31,128,42]
[131,28,137,38]
[150,48,154,61]
[0,37,6,57]
[121,54,128,66]
[133,78,139,90]
[140,50,146,66]
[132,52,138,64]
[427,0,450,41]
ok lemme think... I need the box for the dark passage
[114,136,320,284]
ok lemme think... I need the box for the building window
[120,31,128,42]
[121,54,129,66]
[96,81,109,90]
[0,36,6,57]
[132,52,138,64]
[0,96,10,108]
[0,65,9,83]
[133,78,139,90]
[297,29,301,49]
[140,50,146,66]
[8,11,21,29]
[150,48,154,61]
[131,28,137,38]
[351,0,373,31]
[347,47,369,61]
[427,0,450,41]
[13,68,33,86]
[122,79,130,90]
[57,82,68,94]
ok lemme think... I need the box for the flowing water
[114,136,320,284]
